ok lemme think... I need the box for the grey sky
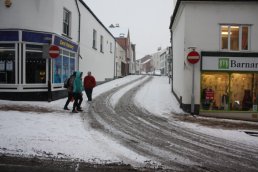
[83,0,174,59]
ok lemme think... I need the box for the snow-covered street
[0,75,258,171]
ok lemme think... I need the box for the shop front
[200,52,258,121]
[0,30,78,101]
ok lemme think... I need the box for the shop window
[0,44,15,84]
[63,8,71,37]
[25,51,46,83]
[201,73,229,110]
[230,73,253,111]
[53,57,62,84]
[53,50,75,84]
[202,72,258,112]
[220,25,250,51]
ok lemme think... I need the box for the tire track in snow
[85,76,258,172]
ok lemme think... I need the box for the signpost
[48,45,60,58]
[187,50,200,114]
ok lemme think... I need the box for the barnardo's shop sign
[202,56,258,71]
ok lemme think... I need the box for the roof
[109,27,129,38]
[79,0,115,39]
[169,0,258,29]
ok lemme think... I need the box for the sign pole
[187,49,200,115]
[191,64,195,114]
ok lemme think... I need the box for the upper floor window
[100,35,104,53]
[110,42,112,53]
[63,9,71,37]
[93,29,97,49]
[221,25,250,51]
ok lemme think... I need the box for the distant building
[109,26,136,76]
[170,0,258,121]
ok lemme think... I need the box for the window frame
[63,8,71,37]
[220,24,251,52]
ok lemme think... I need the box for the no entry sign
[49,45,60,58]
[187,51,200,64]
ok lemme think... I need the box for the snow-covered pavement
[0,75,258,169]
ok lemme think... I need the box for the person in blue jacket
[72,71,83,113]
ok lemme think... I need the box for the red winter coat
[84,75,96,89]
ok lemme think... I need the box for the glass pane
[230,73,253,111]
[53,57,62,83]
[70,58,75,74]
[221,26,229,50]
[253,74,258,112]
[201,73,229,110]
[26,52,46,83]
[63,56,69,81]
[242,26,249,50]
[0,50,15,84]
[230,26,239,51]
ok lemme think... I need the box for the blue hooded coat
[73,71,83,93]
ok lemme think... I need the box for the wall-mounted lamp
[5,0,12,8]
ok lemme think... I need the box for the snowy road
[85,76,258,172]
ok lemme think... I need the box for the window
[0,44,15,84]
[220,25,250,51]
[25,44,46,84]
[93,29,97,49]
[110,42,112,53]
[63,9,71,37]
[53,50,75,84]
[201,72,258,112]
[100,35,104,53]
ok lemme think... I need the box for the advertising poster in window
[6,60,13,71]
[70,58,75,74]
[53,57,62,83]
[63,56,69,81]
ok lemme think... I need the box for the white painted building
[0,0,115,101]
[170,0,258,121]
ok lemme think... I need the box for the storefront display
[201,72,258,112]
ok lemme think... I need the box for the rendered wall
[78,3,115,82]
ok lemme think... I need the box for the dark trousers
[73,93,83,110]
[64,92,73,108]
[85,88,93,101]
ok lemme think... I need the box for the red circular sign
[49,45,60,58]
[187,51,200,64]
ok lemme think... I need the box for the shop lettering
[59,40,74,50]
[230,60,258,68]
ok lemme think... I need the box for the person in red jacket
[84,71,96,101]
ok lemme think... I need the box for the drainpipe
[75,0,81,69]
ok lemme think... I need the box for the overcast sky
[83,0,174,59]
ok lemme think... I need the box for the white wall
[77,2,116,82]
[0,0,79,43]
[172,6,186,101]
